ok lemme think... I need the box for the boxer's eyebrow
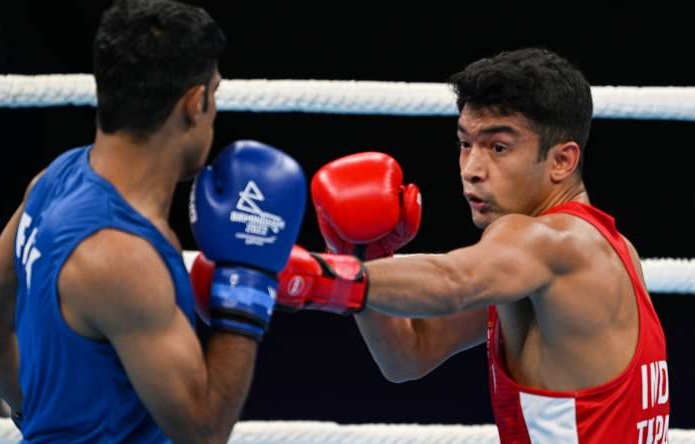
[457,124,520,137]
[481,125,520,136]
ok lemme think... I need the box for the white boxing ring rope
[2,74,695,443]
[0,420,694,444]
[3,74,695,119]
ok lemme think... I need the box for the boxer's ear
[182,85,206,126]
[548,141,580,183]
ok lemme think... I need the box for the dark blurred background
[1,0,694,428]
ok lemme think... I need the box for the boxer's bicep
[365,215,559,316]
[440,215,557,308]
[412,307,488,363]
[60,229,221,441]
[355,307,486,382]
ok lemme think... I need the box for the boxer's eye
[492,143,507,154]
[456,140,472,150]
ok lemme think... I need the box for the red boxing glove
[190,252,214,324]
[277,245,367,315]
[311,152,421,260]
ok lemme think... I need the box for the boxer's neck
[90,128,184,223]
[529,178,590,217]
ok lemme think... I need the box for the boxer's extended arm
[0,172,45,411]
[354,308,486,382]
[273,247,485,382]
[311,152,481,382]
[366,214,562,317]
[60,229,256,444]
[0,204,25,411]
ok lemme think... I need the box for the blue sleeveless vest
[14,146,196,444]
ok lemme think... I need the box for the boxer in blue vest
[0,1,305,443]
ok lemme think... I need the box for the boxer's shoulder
[59,228,174,339]
[481,212,595,273]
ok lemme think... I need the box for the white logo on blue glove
[230,181,287,246]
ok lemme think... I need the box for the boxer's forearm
[0,330,22,411]
[197,333,257,443]
[0,273,21,411]
[366,254,471,317]
[355,303,488,383]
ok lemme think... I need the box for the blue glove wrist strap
[209,267,277,341]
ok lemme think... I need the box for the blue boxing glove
[190,140,306,341]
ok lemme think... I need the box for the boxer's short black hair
[449,48,592,173]
[94,0,226,138]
